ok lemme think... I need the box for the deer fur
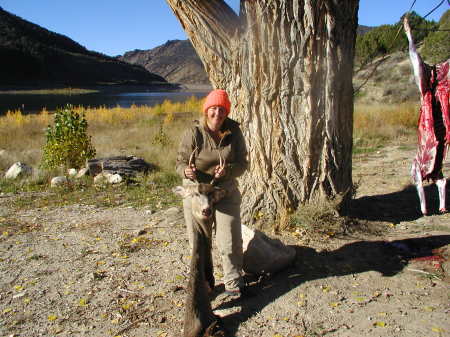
[173,183,227,337]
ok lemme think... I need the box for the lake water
[0,91,209,115]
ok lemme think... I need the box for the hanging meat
[404,17,450,215]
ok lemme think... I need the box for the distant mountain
[0,7,169,87]
[119,25,374,86]
[357,25,372,35]
[119,40,210,85]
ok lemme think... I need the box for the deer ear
[172,186,191,198]
[212,188,227,203]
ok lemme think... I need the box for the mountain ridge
[0,7,171,89]
[119,40,210,85]
[119,25,374,86]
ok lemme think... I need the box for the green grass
[1,171,181,211]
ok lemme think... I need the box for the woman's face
[206,106,227,131]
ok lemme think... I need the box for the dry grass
[0,98,203,172]
[0,98,420,173]
[353,102,418,153]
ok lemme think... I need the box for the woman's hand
[184,164,197,180]
[214,165,226,179]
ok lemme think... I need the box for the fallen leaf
[373,321,386,327]
[121,303,131,310]
[48,314,58,321]
[372,291,381,297]
[431,327,445,333]
[321,285,331,293]
[78,298,88,306]
[175,274,184,281]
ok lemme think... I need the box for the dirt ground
[0,144,449,337]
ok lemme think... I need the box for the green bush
[421,10,450,64]
[355,11,438,68]
[41,104,96,170]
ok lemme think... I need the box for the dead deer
[173,183,227,337]
[404,17,449,215]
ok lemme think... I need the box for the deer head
[173,184,227,223]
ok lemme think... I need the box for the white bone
[436,178,447,213]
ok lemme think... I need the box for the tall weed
[353,102,418,153]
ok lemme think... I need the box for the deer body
[404,17,450,215]
[173,183,226,337]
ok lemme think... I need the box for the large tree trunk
[166,0,358,225]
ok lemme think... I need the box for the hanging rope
[423,0,448,19]
[416,0,450,31]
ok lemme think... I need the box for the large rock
[242,224,296,275]
[93,172,123,185]
[4,162,32,179]
[75,167,89,178]
[50,176,68,187]
[67,168,77,177]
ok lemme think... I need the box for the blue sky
[1,0,448,56]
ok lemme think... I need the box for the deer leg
[436,178,447,213]
[411,161,427,215]
[182,196,195,250]
[416,180,427,215]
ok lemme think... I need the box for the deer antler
[218,148,225,168]
[209,130,231,185]
[189,146,198,168]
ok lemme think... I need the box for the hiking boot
[221,285,255,300]
[222,287,241,300]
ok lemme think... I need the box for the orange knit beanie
[202,89,231,115]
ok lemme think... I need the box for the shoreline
[0,82,212,95]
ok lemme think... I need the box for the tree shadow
[346,179,450,223]
[217,234,450,337]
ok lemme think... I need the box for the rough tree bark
[166,0,358,225]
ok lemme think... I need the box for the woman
[176,89,248,297]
